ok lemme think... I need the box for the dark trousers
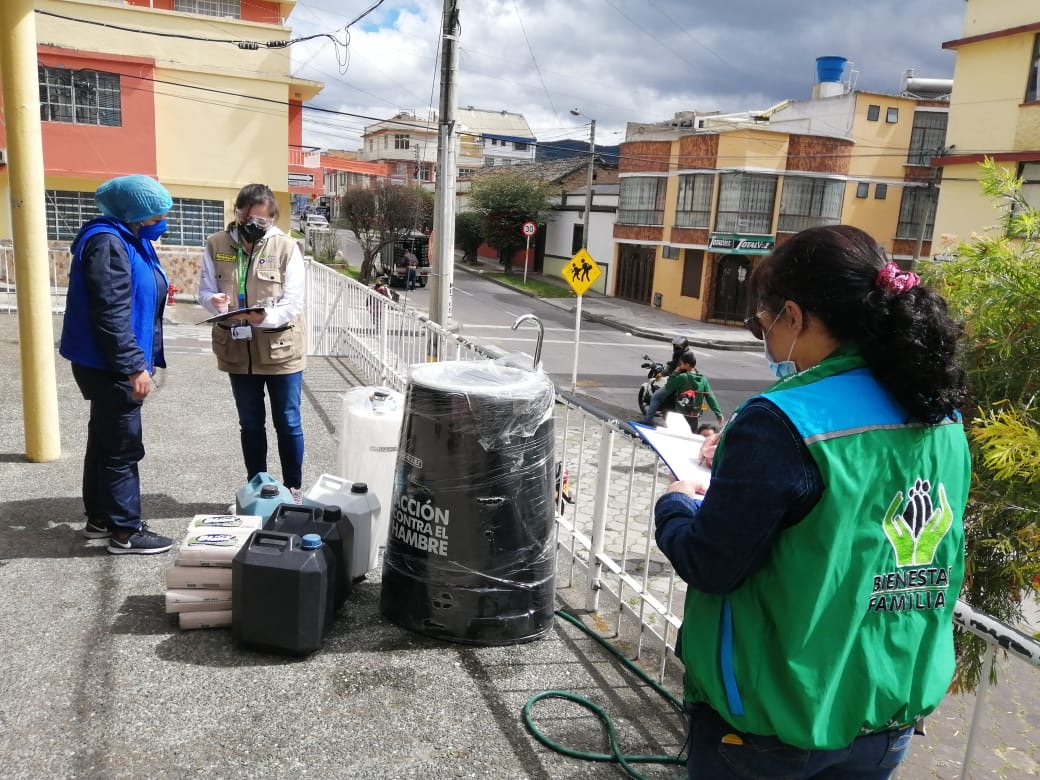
[228,371,304,489]
[71,364,145,534]
[406,267,418,289]
[686,704,913,779]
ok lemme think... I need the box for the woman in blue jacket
[60,175,175,555]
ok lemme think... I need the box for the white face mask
[763,309,798,378]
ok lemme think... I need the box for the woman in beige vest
[199,184,307,493]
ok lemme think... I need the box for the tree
[455,211,485,265]
[467,170,553,275]
[922,158,1040,689]
[336,181,425,281]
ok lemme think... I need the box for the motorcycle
[637,354,667,417]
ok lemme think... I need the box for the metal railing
[305,260,1040,779]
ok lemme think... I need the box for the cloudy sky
[286,0,966,151]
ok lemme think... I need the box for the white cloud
[289,0,964,151]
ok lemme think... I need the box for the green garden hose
[522,610,687,779]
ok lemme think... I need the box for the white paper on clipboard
[629,421,712,483]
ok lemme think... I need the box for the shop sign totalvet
[708,233,775,255]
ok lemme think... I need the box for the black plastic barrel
[232,531,332,656]
[266,503,354,609]
[379,361,556,645]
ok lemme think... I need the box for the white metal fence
[304,259,1040,777]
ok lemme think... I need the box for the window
[675,173,714,228]
[875,183,888,200]
[866,104,881,122]
[46,190,96,241]
[662,245,680,259]
[394,134,410,150]
[367,139,374,152]
[39,66,121,127]
[1015,162,1040,218]
[886,107,899,124]
[1026,35,1040,102]
[907,111,948,165]
[490,138,498,146]
[617,177,666,225]
[164,198,225,246]
[896,186,937,240]
[715,173,777,234]
[681,249,704,298]
[778,177,845,232]
[571,224,584,255]
[383,135,389,149]
[855,182,869,199]
[513,141,528,151]
[173,0,240,18]
[483,157,495,168]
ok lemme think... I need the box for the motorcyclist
[641,349,725,431]
[664,335,690,376]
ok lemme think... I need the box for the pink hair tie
[876,262,920,294]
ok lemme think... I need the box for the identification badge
[230,324,252,341]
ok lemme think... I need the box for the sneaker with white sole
[107,524,174,555]
[290,488,304,505]
[83,519,110,539]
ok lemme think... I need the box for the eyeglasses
[235,209,274,229]
[743,309,769,340]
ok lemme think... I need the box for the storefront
[706,233,775,323]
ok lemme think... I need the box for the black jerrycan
[265,503,354,610]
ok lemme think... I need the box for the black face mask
[239,222,266,244]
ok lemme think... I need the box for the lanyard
[235,241,250,303]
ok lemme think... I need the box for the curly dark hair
[748,225,966,424]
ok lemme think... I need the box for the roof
[463,158,591,184]
[457,108,534,139]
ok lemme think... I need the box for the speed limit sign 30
[521,221,537,237]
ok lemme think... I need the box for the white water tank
[336,386,405,559]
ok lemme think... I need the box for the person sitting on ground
[641,350,725,432]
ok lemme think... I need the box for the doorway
[712,254,751,322]
[616,244,655,304]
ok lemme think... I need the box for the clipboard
[195,306,266,325]
[629,421,712,483]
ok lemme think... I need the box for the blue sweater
[654,399,823,594]
[60,218,167,375]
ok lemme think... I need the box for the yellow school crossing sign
[563,249,601,296]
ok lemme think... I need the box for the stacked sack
[165,514,261,630]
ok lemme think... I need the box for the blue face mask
[763,309,799,379]
[137,219,167,242]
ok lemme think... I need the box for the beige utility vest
[205,230,306,375]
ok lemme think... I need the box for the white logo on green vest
[881,479,954,567]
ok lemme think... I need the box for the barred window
[39,66,121,127]
[46,190,97,241]
[907,111,948,166]
[164,198,226,246]
[675,174,714,228]
[778,177,844,232]
[173,0,240,18]
[715,173,776,234]
[617,177,666,225]
[896,187,937,240]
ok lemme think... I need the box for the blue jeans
[406,267,418,289]
[686,705,913,779]
[642,385,672,423]
[72,364,145,534]
[228,372,304,489]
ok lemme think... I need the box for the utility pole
[581,119,596,250]
[0,0,61,462]
[912,145,946,270]
[429,0,459,329]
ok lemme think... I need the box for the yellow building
[614,59,950,323]
[933,2,1040,243]
[0,0,320,292]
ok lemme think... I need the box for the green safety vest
[680,349,970,749]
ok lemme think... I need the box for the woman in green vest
[655,225,970,778]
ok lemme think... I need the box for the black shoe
[108,524,174,555]
[83,519,110,539]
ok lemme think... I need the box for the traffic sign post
[521,221,536,285]
[562,249,602,391]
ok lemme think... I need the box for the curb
[456,262,761,352]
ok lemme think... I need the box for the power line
[509,0,558,123]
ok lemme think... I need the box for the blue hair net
[95,175,173,224]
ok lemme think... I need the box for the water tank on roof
[816,56,847,83]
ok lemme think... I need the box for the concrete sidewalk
[0,310,685,779]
